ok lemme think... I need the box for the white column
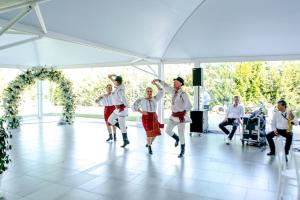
[37,80,43,119]
[157,62,165,123]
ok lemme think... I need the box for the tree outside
[1,62,300,119]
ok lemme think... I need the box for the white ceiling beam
[163,54,300,64]
[54,62,133,69]
[0,17,43,35]
[0,0,51,14]
[34,3,47,33]
[0,64,24,68]
[46,31,160,63]
[131,65,157,77]
[3,29,35,35]
[146,64,157,76]
[0,35,43,51]
[129,58,143,64]
[56,59,159,69]
[0,5,33,36]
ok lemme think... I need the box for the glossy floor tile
[0,117,298,200]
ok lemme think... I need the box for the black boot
[120,133,130,148]
[145,141,153,147]
[114,122,120,129]
[178,144,185,158]
[106,134,113,142]
[113,133,117,141]
[148,145,153,155]
[171,133,179,147]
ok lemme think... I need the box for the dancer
[95,84,117,142]
[153,77,192,158]
[107,74,130,148]
[132,80,164,154]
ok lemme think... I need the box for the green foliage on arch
[0,118,12,174]
[2,67,76,129]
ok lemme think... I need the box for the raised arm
[153,79,173,94]
[108,74,116,82]
[152,80,164,101]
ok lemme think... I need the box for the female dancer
[95,84,117,142]
[132,80,164,154]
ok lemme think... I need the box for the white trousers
[108,112,127,133]
[165,120,186,144]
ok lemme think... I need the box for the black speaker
[192,68,203,86]
[190,111,203,132]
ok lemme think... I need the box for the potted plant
[0,118,12,187]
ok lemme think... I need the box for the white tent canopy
[0,34,134,68]
[0,0,300,68]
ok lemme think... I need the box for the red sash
[115,104,126,112]
[172,111,185,123]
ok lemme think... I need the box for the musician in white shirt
[154,77,192,158]
[132,80,164,155]
[266,100,298,157]
[107,74,130,148]
[95,84,117,142]
[219,96,244,144]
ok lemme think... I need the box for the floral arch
[2,67,76,129]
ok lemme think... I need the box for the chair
[223,123,241,143]
[276,137,300,200]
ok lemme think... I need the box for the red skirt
[104,106,115,125]
[142,112,164,137]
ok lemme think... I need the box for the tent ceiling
[0,0,300,68]
[0,34,135,68]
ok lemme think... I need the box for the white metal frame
[157,62,165,123]
[0,35,43,51]
[33,3,47,34]
[146,65,157,76]
[0,5,33,36]
[0,0,51,14]
[37,80,43,119]
[0,0,299,68]
[0,0,47,52]
[131,64,158,77]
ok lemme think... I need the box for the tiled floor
[0,117,298,200]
